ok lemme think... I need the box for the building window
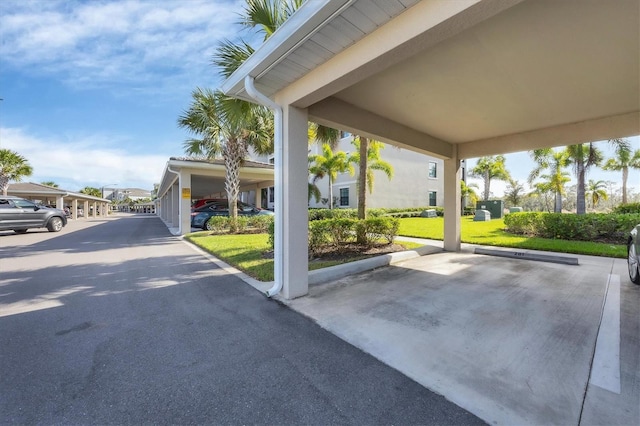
[339,188,349,206]
[340,130,351,139]
[428,161,437,178]
[429,191,437,207]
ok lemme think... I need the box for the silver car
[0,196,67,233]
[628,225,640,284]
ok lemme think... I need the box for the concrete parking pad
[286,249,640,425]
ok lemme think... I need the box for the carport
[7,182,110,219]
[156,157,274,235]
[220,0,639,299]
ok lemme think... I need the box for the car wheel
[14,229,28,234]
[205,218,215,231]
[628,241,640,285]
[47,217,63,232]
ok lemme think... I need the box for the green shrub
[247,215,273,232]
[356,217,400,246]
[612,203,640,214]
[205,216,230,232]
[268,216,401,256]
[504,212,640,242]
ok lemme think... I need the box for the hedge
[204,215,273,233]
[268,217,400,256]
[504,212,640,242]
[308,207,442,221]
[612,203,640,214]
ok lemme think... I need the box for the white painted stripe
[589,274,621,394]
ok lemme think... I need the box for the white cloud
[2,126,168,191]
[0,0,244,94]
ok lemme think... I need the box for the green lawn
[185,216,626,282]
[399,216,626,258]
[185,231,422,282]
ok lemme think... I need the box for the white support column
[279,104,309,299]
[254,185,262,209]
[56,196,64,210]
[72,199,78,220]
[91,202,97,217]
[171,183,179,227]
[179,171,191,235]
[443,146,461,251]
[83,200,90,220]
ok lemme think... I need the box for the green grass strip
[398,216,626,258]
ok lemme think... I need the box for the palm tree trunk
[224,140,245,232]
[622,167,628,204]
[483,171,490,200]
[328,178,333,209]
[356,137,368,244]
[554,192,563,213]
[0,176,8,196]
[357,137,368,220]
[576,162,586,214]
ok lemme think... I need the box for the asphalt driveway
[0,215,482,425]
[286,244,640,425]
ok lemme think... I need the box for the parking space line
[589,274,621,394]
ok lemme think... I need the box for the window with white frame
[428,161,437,178]
[339,188,349,206]
[429,191,437,207]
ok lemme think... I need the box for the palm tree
[586,179,608,209]
[41,181,59,188]
[79,187,101,197]
[528,148,570,213]
[602,138,640,205]
[347,137,393,220]
[460,180,479,209]
[308,144,353,209]
[178,87,273,230]
[503,178,525,208]
[565,143,603,214]
[469,155,511,200]
[0,149,33,196]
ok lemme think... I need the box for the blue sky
[1,0,638,196]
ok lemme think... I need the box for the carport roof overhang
[221,0,640,159]
[157,158,274,199]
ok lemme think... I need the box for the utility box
[509,207,523,214]
[420,209,437,218]
[476,200,504,219]
[474,210,491,221]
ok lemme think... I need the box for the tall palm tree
[469,155,511,201]
[528,148,570,213]
[178,87,273,229]
[0,149,33,196]
[308,144,353,209]
[602,138,640,205]
[347,137,393,219]
[586,179,608,209]
[565,143,603,215]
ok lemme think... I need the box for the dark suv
[0,196,67,233]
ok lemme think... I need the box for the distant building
[103,187,151,202]
[307,133,449,209]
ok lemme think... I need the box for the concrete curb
[308,244,442,286]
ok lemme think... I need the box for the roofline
[220,0,354,100]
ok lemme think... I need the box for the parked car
[191,199,274,229]
[628,225,640,284]
[192,198,223,211]
[0,196,67,233]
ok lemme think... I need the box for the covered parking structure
[7,182,110,219]
[221,0,640,299]
[156,157,274,235]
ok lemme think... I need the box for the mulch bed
[263,243,408,262]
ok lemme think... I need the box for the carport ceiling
[223,0,639,159]
[331,0,638,145]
